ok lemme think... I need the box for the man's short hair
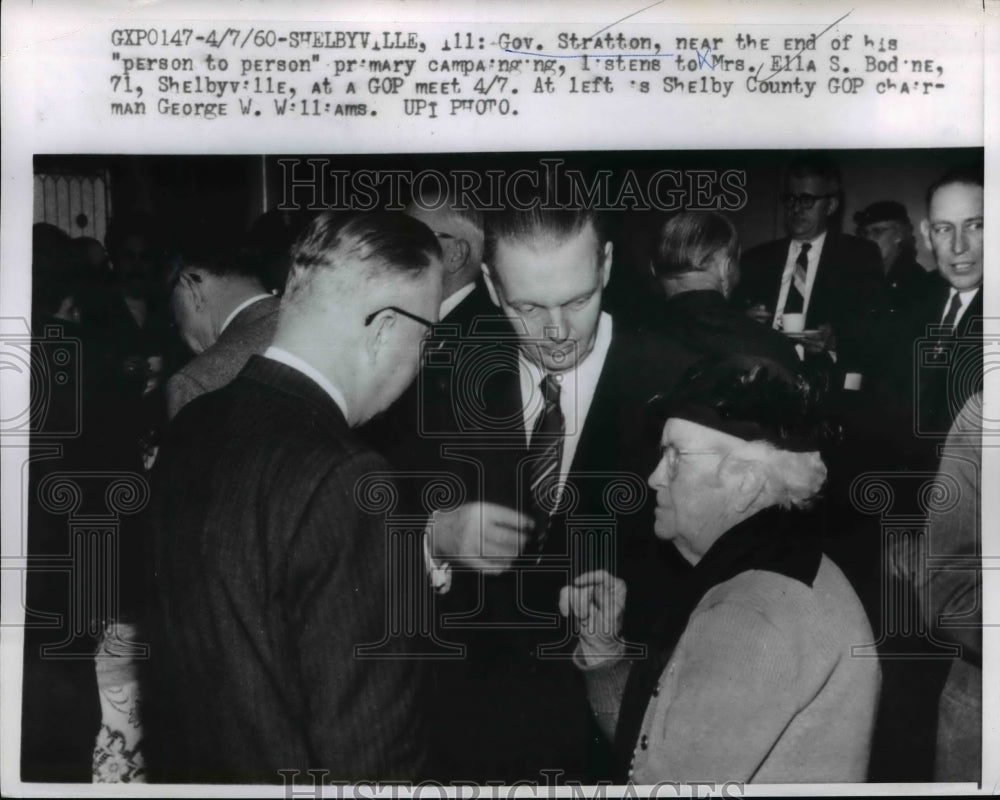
[167,222,249,283]
[651,211,738,279]
[785,153,843,194]
[408,179,484,235]
[283,211,441,307]
[483,205,606,269]
[925,163,984,211]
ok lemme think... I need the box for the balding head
[274,211,444,425]
[405,182,484,301]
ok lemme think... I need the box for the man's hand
[795,322,836,355]
[559,570,627,667]
[746,303,772,325]
[428,501,533,575]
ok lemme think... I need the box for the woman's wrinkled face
[647,418,744,565]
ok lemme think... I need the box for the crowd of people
[23,153,984,786]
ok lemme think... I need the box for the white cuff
[423,524,452,595]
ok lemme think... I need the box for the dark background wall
[35,149,980,274]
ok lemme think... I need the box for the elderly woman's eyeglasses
[364,305,435,329]
[658,443,723,480]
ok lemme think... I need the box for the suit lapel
[806,234,839,326]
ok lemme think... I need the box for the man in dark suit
[361,184,502,457]
[166,247,279,419]
[418,204,698,782]
[650,210,801,370]
[732,155,882,380]
[871,165,984,470]
[145,212,443,783]
[913,167,984,443]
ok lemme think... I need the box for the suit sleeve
[166,371,206,420]
[284,451,428,780]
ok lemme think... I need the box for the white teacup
[782,313,806,333]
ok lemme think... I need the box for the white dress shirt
[262,346,349,420]
[518,311,614,484]
[439,282,477,320]
[773,230,828,328]
[425,312,614,594]
[941,287,980,327]
[220,293,274,335]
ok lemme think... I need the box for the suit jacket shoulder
[733,238,791,311]
[167,296,280,419]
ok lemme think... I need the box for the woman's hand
[559,569,627,667]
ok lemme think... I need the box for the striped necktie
[784,241,811,314]
[933,290,964,356]
[941,290,962,332]
[526,373,564,559]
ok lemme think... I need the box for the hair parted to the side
[283,211,442,308]
[651,210,738,279]
[483,191,606,270]
[925,162,984,210]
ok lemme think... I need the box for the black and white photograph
[2,2,995,797]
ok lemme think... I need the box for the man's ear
[364,308,396,365]
[448,237,471,274]
[919,219,932,252]
[600,241,614,288]
[482,263,501,308]
[826,195,840,217]
[185,271,208,311]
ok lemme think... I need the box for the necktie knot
[799,242,812,257]
[540,373,561,408]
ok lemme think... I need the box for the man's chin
[652,522,675,542]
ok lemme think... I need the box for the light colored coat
[583,555,880,784]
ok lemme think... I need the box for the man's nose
[951,227,969,255]
[542,309,569,342]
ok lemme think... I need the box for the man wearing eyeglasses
[733,154,882,378]
[145,211,443,783]
[361,183,503,456]
[165,232,279,419]
[418,200,697,782]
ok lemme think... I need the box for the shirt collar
[262,346,349,420]
[794,229,827,256]
[948,286,980,302]
[519,311,613,396]
[439,282,477,319]
[221,293,274,334]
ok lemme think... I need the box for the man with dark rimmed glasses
[732,153,881,382]
[145,211,443,783]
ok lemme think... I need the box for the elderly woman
[561,357,879,783]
